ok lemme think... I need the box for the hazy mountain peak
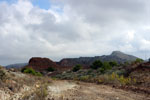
[111,51,125,56]
[59,51,138,67]
[110,51,138,61]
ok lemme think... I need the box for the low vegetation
[0,66,9,81]
[21,67,42,76]
[132,58,144,64]
[72,64,82,72]
[47,67,56,72]
[53,59,141,86]
[90,60,103,69]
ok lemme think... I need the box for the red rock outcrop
[28,57,60,71]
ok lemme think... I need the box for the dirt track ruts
[46,80,150,100]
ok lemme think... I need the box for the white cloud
[0,0,150,65]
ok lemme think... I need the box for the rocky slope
[58,51,138,67]
[0,66,149,100]
[0,64,150,100]
[128,62,150,91]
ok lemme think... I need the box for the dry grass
[0,66,52,100]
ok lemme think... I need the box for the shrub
[22,67,42,76]
[115,69,126,76]
[109,72,136,85]
[87,69,93,74]
[103,62,112,70]
[98,67,105,74]
[72,64,82,72]
[79,75,90,81]
[0,67,9,81]
[47,67,55,72]
[98,62,112,74]
[22,85,48,100]
[135,58,144,63]
[131,58,144,64]
[90,60,103,69]
[34,85,48,100]
[109,61,118,67]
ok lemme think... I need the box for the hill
[27,57,60,71]
[5,63,28,69]
[58,51,138,67]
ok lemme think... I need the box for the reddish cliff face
[28,57,60,71]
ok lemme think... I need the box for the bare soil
[0,68,149,100]
[46,80,150,100]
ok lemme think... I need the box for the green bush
[109,61,118,67]
[98,67,105,74]
[22,67,42,76]
[47,67,55,72]
[90,60,103,69]
[72,64,82,72]
[103,62,112,70]
[98,62,112,74]
[79,75,90,81]
[135,58,144,63]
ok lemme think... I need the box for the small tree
[98,62,112,74]
[109,61,118,67]
[103,62,112,70]
[72,64,82,72]
[135,58,144,63]
[90,60,103,69]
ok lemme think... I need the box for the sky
[0,0,150,65]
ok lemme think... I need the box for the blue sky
[31,0,51,10]
[0,0,51,9]
[0,0,17,4]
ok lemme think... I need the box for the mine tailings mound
[27,57,60,71]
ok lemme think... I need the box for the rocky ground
[46,80,149,100]
[1,79,149,100]
[0,66,149,100]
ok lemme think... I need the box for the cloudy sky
[0,0,150,65]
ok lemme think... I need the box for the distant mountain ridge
[58,51,138,67]
[5,51,139,69]
[5,63,28,69]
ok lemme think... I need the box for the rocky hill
[58,51,138,67]
[27,57,60,71]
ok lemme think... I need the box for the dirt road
[46,80,149,100]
